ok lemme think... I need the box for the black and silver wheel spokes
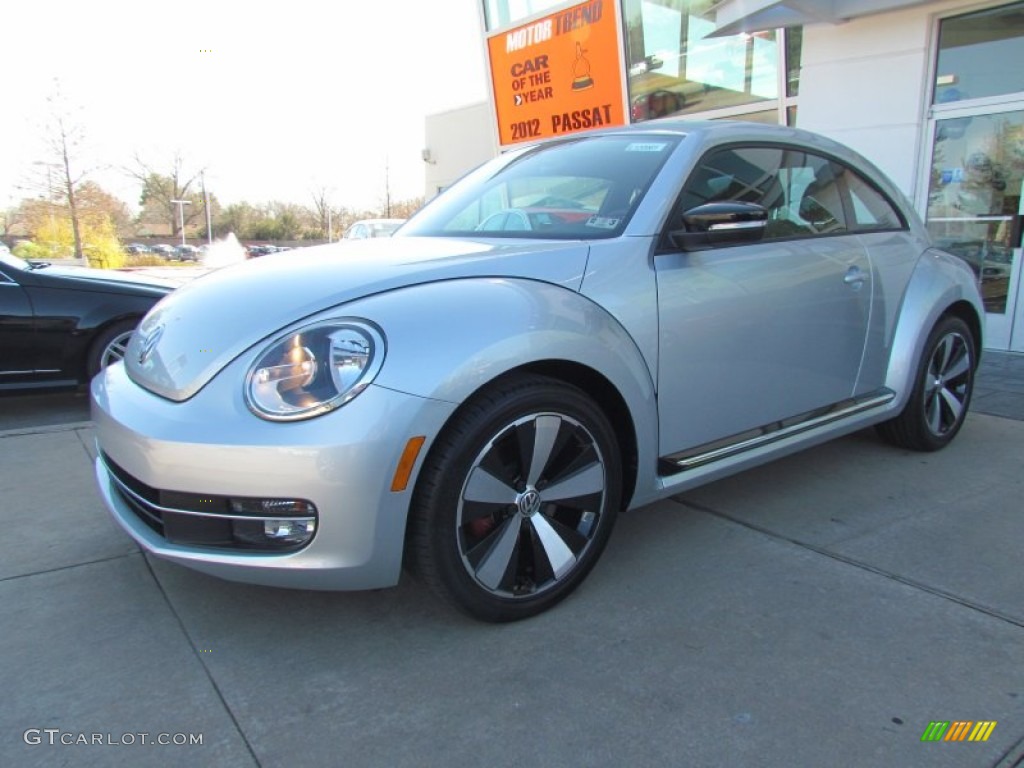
[102,331,133,368]
[457,413,606,598]
[924,331,971,436]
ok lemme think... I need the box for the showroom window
[482,0,567,30]
[933,1,1024,104]
[621,0,801,126]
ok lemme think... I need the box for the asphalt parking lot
[1,355,1023,767]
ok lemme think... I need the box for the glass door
[924,106,1024,350]
[924,2,1024,351]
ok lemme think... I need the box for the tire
[876,315,976,452]
[86,319,137,379]
[407,374,622,622]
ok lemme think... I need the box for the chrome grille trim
[98,452,315,523]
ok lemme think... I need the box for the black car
[0,252,174,390]
[246,244,281,258]
[150,244,176,259]
[174,244,201,261]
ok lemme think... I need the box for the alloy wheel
[923,330,972,436]
[456,412,607,599]
[100,330,133,369]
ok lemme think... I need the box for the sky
[1,0,490,214]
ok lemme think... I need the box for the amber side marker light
[391,436,426,492]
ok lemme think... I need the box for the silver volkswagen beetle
[92,121,983,621]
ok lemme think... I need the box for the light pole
[32,161,59,199]
[201,171,212,244]
[171,199,192,246]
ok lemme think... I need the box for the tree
[29,80,91,259]
[14,183,129,268]
[307,186,355,241]
[76,182,134,239]
[389,196,425,219]
[214,202,258,239]
[129,154,207,238]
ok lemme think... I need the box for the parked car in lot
[0,251,174,390]
[343,218,405,239]
[92,121,983,622]
[246,244,290,258]
[150,244,176,259]
[174,244,201,261]
[125,243,152,255]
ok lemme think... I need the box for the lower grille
[99,452,317,552]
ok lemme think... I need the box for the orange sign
[487,0,626,147]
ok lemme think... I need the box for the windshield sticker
[625,142,669,152]
[586,216,620,229]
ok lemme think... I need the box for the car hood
[35,264,177,294]
[126,236,590,401]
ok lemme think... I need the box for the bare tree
[128,153,205,238]
[309,185,333,240]
[34,81,89,259]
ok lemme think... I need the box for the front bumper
[91,361,455,590]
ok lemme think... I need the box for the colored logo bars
[921,721,997,742]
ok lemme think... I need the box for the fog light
[227,497,317,550]
[264,518,315,542]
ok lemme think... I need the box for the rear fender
[884,248,984,409]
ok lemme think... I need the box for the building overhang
[709,0,936,36]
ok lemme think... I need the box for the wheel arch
[83,315,141,378]
[943,299,983,364]
[884,249,985,406]
[449,360,640,513]
[344,278,660,510]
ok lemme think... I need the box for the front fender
[884,248,984,408]
[341,277,660,505]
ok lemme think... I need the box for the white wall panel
[797,0,973,199]
[424,102,498,200]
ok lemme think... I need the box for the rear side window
[845,171,903,230]
[676,145,904,242]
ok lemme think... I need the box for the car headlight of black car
[245,319,385,421]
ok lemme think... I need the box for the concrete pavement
[1,357,1023,766]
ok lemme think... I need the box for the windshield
[0,250,30,271]
[401,134,680,240]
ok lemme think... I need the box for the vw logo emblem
[516,488,542,517]
[137,323,164,365]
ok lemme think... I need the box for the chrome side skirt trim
[660,390,895,474]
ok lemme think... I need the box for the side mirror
[669,201,768,251]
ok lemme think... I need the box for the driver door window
[676,146,853,239]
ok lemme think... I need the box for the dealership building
[424,0,1024,351]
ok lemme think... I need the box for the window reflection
[933,2,1024,105]
[785,26,802,97]
[622,0,787,121]
[677,146,902,241]
[483,0,567,31]
[926,110,1024,314]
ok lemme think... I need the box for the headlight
[245,319,385,421]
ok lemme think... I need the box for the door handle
[844,266,867,286]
